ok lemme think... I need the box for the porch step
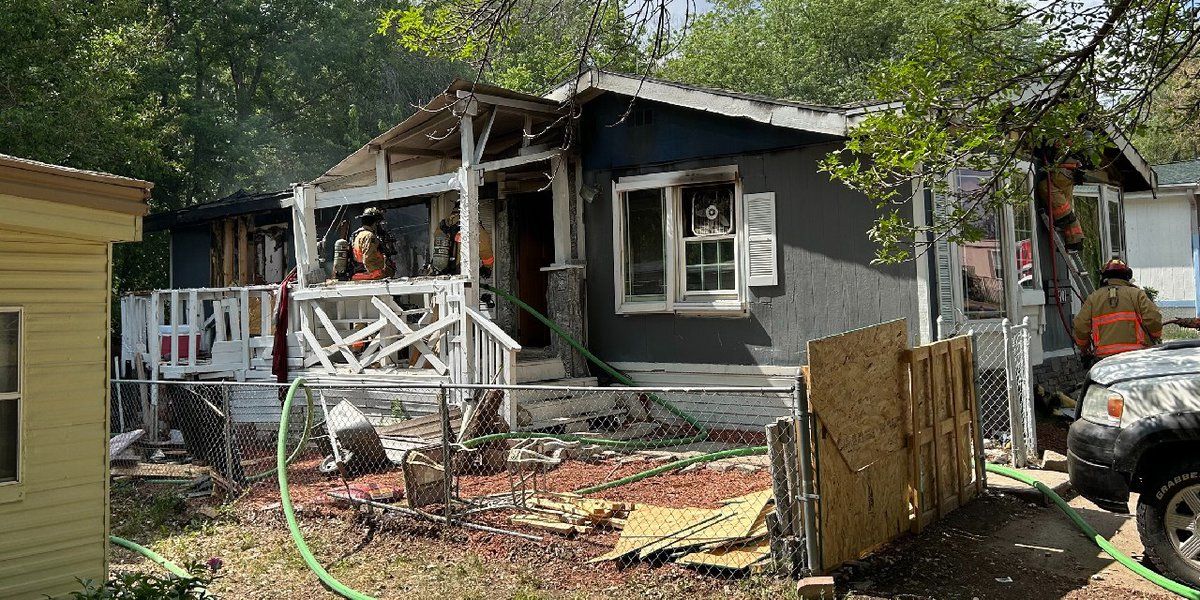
[515,357,568,383]
[512,377,600,402]
[518,388,616,428]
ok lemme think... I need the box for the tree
[0,0,463,295]
[662,0,1003,105]
[1134,59,1200,163]
[379,0,657,94]
[822,0,1200,262]
[413,0,1200,262]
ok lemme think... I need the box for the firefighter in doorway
[350,207,395,281]
[1073,258,1163,360]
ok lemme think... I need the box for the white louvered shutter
[744,192,778,287]
[932,189,958,337]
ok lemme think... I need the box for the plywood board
[678,538,771,571]
[588,505,714,563]
[807,319,909,471]
[807,320,913,571]
[643,489,773,557]
[813,413,912,571]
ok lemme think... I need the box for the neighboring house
[0,155,150,598]
[122,72,1154,422]
[1125,159,1200,321]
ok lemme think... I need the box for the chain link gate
[937,316,1037,467]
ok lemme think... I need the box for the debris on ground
[589,489,773,572]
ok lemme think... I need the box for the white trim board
[547,71,847,137]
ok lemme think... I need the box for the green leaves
[818,0,1196,263]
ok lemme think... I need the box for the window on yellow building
[0,308,20,485]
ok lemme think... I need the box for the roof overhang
[546,70,849,137]
[144,190,292,233]
[0,154,152,216]
[314,79,564,190]
[1105,125,1156,193]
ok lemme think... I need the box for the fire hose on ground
[985,463,1200,599]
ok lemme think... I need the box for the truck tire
[1138,462,1200,587]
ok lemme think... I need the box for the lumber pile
[588,489,774,572]
[507,493,633,535]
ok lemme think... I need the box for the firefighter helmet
[359,207,384,222]
[1101,257,1133,282]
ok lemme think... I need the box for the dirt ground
[841,483,1174,600]
[109,462,1180,599]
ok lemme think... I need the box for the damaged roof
[145,188,291,232]
[546,70,848,136]
[313,79,562,188]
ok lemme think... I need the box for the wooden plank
[807,320,909,471]
[311,304,364,372]
[807,320,912,571]
[371,297,447,373]
[222,219,235,286]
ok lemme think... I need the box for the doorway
[510,192,554,347]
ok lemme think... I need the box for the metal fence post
[439,385,453,527]
[1021,316,1037,462]
[223,386,236,490]
[793,373,820,575]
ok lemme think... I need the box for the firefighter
[350,207,394,281]
[1072,258,1163,360]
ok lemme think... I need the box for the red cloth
[272,271,297,383]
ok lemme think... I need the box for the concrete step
[515,357,568,383]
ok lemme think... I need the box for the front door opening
[511,192,554,348]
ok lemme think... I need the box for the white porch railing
[121,278,522,416]
[120,285,288,381]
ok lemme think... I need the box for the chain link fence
[938,317,1036,467]
[110,379,810,577]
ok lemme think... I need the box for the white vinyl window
[0,308,21,487]
[613,166,769,315]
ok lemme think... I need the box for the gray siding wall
[583,144,919,367]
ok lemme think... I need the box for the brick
[797,576,836,599]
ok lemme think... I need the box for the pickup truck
[1068,340,1200,586]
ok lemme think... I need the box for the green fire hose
[482,283,708,444]
[985,463,1200,599]
[279,377,378,600]
[109,534,194,580]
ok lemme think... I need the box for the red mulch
[248,455,769,510]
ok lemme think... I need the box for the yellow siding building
[0,155,150,599]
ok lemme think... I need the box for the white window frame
[943,168,1042,325]
[612,166,747,316]
[1013,162,1044,307]
[0,307,23,503]
[1074,183,1125,267]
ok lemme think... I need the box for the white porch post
[458,100,480,387]
[551,155,571,264]
[458,101,480,309]
[291,184,320,287]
